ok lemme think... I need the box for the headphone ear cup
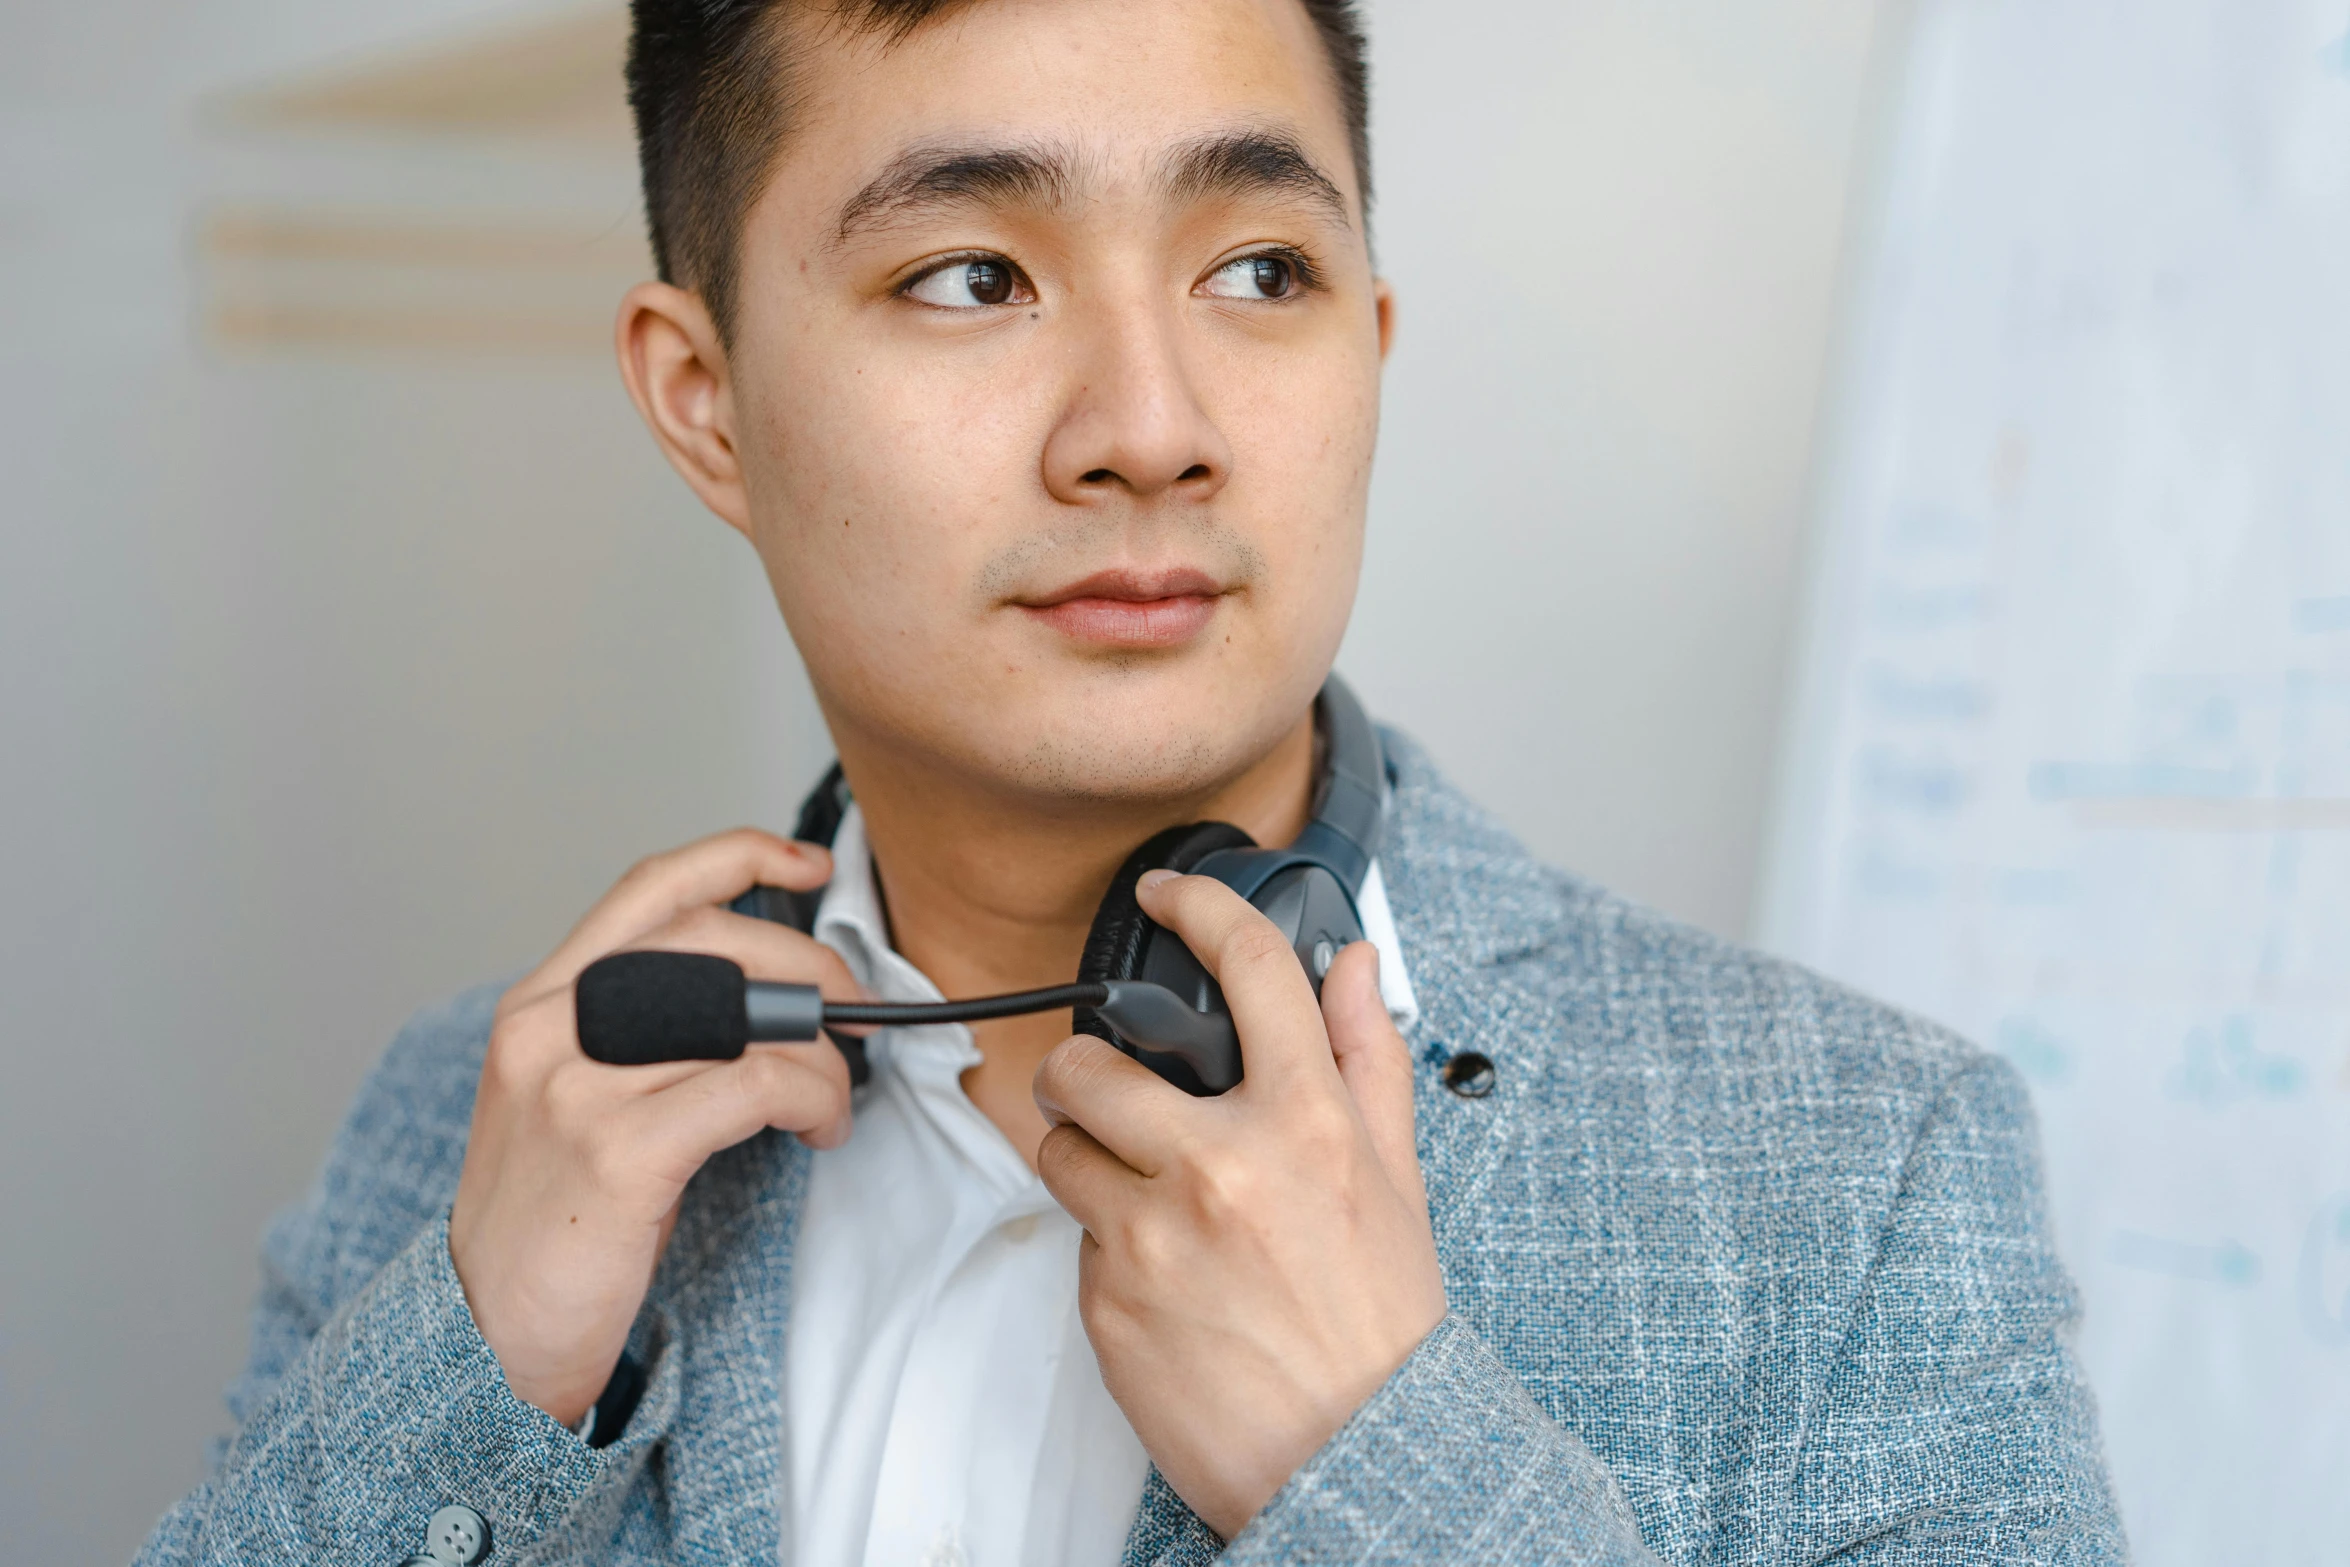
[1074,822,1256,1041]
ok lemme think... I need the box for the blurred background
[0,0,2342,1560]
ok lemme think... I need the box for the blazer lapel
[649,1124,811,1563]
[1375,735,1557,1286]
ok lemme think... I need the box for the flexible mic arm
[575,950,1241,1092]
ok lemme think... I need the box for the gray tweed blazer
[138,733,2126,1565]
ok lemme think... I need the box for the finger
[1132,870,1333,1092]
[1035,1120,1146,1239]
[623,904,869,1004]
[529,907,872,1100]
[533,828,835,991]
[1032,1033,1192,1177]
[1321,941,1427,1213]
[494,985,766,1095]
[543,1031,849,1118]
[626,1039,855,1168]
[756,1045,858,1150]
[621,906,883,1051]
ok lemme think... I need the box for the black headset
[709,673,1387,1095]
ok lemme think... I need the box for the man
[140,0,2127,1561]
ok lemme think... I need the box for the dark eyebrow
[833,142,1077,243]
[1162,130,1352,230]
[833,128,1353,248]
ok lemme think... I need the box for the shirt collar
[811,802,1420,1029]
[1354,858,1423,1028]
[810,804,939,1008]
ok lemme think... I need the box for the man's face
[674,0,1386,804]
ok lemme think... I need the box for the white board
[1760,1,2350,1560]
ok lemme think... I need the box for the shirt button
[1001,1214,1039,1244]
[425,1504,492,1564]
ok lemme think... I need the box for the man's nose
[1040,301,1233,507]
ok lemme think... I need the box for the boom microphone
[575,950,1243,1093]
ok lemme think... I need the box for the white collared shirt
[783,803,1418,1567]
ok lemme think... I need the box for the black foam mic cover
[576,951,749,1065]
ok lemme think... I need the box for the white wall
[0,2,1888,1559]
[1350,0,1889,935]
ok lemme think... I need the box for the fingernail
[1137,868,1179,892]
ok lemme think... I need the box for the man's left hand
[1033,868,1449,1540]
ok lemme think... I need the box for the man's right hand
[448,828,859,1428]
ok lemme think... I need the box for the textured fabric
[135,732,2127,1565]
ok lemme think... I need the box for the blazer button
[426,1504,492,1565]
[1442,1051,1496,1098]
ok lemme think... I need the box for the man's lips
[1015,568,1228,649]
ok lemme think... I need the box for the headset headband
[1292,673,1384,894]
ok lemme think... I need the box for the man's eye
[1200,254,1299,301]
[905,258,1024,309]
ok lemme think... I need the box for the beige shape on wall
[222,3,635,148]
[203,5,656,353]
[199,206,655,354]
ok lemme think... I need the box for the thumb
[1322,941,1427,1213]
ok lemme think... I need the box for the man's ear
[615,281,753,538]
[1374,278,1396,364]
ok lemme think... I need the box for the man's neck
[826,710,1319,1164]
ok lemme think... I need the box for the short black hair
[626,0,1372,343]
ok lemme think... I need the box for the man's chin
[948,666,1313,809]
